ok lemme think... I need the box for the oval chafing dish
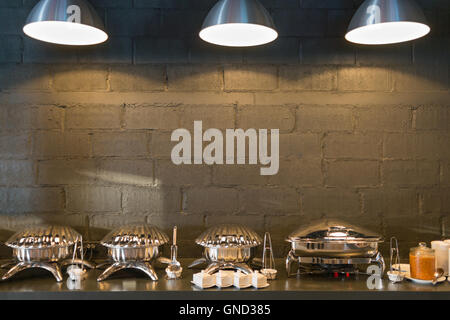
[286,220,385,276]
[188,224,262,274]
[97,224,169,281]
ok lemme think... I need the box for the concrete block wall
[0,0,449,258]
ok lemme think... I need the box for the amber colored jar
[409,242,436,280]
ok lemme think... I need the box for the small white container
[233,271,251,289]
[432,240,450,276]
[251,271,268,288]
[192,271,215,289]
[260,268,277,280]
[67,265,87,281]
[216,270,233,288]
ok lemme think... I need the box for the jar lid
[195,224,262,248]
[287,220,382,243]
[6,225,81,249]
[101,224,169,248]
[410,242,435,255]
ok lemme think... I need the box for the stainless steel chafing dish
[97,224,169,281]
[188,224,262,274]
[286,220,385,276]
[2,225,93,282]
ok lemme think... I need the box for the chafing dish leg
[2,262,63,282]
[286,250,296,277]
[233,263,253,274]
[203,262,221,275]
[133,262,158,281]
[2,262,29,281]
[188,258,206,269]
[156,257,171,265]
[373,252,386,274]
[97,262,126,282]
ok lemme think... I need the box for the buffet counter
[0,259,448,300]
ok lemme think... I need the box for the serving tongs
[387,237,404,283]
[260,232,277,279]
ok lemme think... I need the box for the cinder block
[5,187,64,214]
[134,0,214,9]
[242,38,300,64]
[52,65,108,92]
[355,106,411,132]
[356,43,413,65]
[23,38,78,64]
[38,160,97,185]
[168,65,223,91]
[150,132,175,159]
[190,37,244,64]
[184,187,239,214]
[224,65,277,91]
[110,65,165,91]
[279,133,321,159]
[383,160,440,186]
[155,160,211,186]
[180,105,235,130]
[66,186,121,213]
[33,132,90,158]
[442,161,450,185]
[268,159,322,187]
[415,105,449,130]
[273,9,327,37]
[301,188,361,217]
[0,134,30,159]
[338,66,390,91]
[420,189,450,215]
[0,0,22,7]
[296,105,353,132]
[91,0,132,8]
[0,8,26,35]
[326,160,379,187]
[0,64,51,91]
[301,0,353,8]
[77,37,133,64]
[205,214,265,234]
[392,65,448,92]
[237,105,295,131]
[384,133,450,160]
[213,165,269,186]
[159,9,205,37]
[326,9,354,37]
[135,37,189,63]
[0,160,34,186]
[106,8,160,36]
[0,36,21,63]
[279,66,337,91]
[302,38,355,65]
[98,159,153,186]
[239,187,300,214]
[362,188,419,217]
[124,105,180,130]
[147,213,204,240]
[122,186,181,214]
[324,133,382,159]
[65,105,121,129]
[91,132,149,157]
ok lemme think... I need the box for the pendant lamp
[199,0,278,47]
[345,0,430,45]
[23,0,108,46]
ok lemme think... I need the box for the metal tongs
[260,232,277,279]
[165,226,182,279]
[387,237,404,283]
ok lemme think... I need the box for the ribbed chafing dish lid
[6,225,81,249]
[287,220,382,242]
[101,224,169,248]
[195,224,262,248]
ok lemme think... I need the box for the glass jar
[409,242,436,280]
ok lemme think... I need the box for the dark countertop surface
[0,259,449,300]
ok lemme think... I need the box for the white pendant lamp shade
[23,0,108,46]
[345,0,430,45]
[199,0,278,47]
